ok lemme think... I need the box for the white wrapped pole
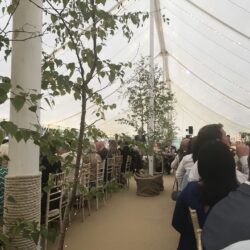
[148,0,155,176]
[4,1,43,249]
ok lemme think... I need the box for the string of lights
[176,100,208,124]
[162,9,250,66]
[162,1,250,56]
[165,27,250,83]
[91,109,130,128]
[47,25,156,126]
[173,83,250,131]
[166,33,250,94]
[47,86,121,125]
[48,0,129,57]
[227,0,250,14]
[182,0,250,40]
[168,52,250,110]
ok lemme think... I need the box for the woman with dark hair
[188,123,248,183]
[192,124,226,163]
[172,140,238,250]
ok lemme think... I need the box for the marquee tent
[1,0,250,139]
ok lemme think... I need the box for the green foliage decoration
[0,0,149,249]
[117,56,176,142]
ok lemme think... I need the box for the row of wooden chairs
[43,154,132,249]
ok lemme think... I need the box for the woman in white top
[171,138,190,171]
[175,137,196,191]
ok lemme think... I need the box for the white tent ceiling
[1,0,250,138]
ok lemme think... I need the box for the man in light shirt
[170,138,190,171]
[175,153,194,191]
[202,147,250,249]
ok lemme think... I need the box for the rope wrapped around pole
[4,174,41,250]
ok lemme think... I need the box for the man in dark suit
[202,143,250,249]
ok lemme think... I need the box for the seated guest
[172,140,238,250]
[89,143,102,171]
[130,145,143,173]
[107,140,120,158]
[96,141,108,160]
[120,141,131,173]
[188,124,249,183]
[202,147,250,250]
[83,142,102,184]
[175,137,196,191]
[171,138,190,171]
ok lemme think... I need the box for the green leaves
[63,0,70,7]
[66,62,75,77]
[96,45,102,53]
[51,14,57,23]
[40,227,57,243]
[0,129,4,143]
[6,0,19,15]
[118,57,175,141]
[10,95,26,111]
[96,0,106,5]
[0,218,58,247]
[1,121,18,136]
[0,233,10,246]
[0,77,11,104]
[108,71,115,83]
[14,130,23,142]
[0,120,41,144]
[68,41,75,50]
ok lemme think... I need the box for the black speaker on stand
[185,126,193,138]
[188,126,193,135]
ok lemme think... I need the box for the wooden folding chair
[114,155,123,183]
[172,167,179,192]
[105,157,115,199]
[44,172,65,250]
[89,160,105,210]
[189,207,203,250]
[77,163,91,222]
[106,157,115,181]
[125,155,132,189]
[96,161,106,209]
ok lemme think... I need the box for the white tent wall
[172,83,250,137]
[1,0,250,138]
[185,0,250,37]
[41,0,152,134]
[161,0,250,137]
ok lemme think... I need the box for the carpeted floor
[49,175,179,250]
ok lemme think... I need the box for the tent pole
[148,0,155,176]
[4,1,42,249]
[154,0,171,90]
